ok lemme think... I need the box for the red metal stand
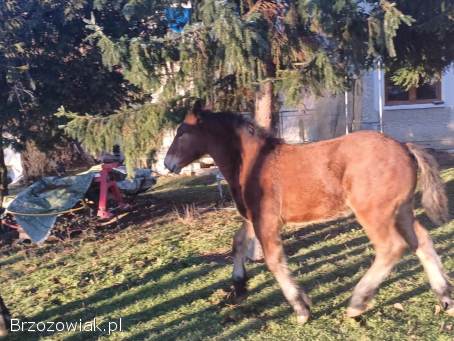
[95,163,128,219]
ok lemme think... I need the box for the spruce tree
[58,1,454,174]
[56,100,187,175]
[0,0,141,204]
[83,0,421,126]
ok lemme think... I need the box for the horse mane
[199,111,283,146]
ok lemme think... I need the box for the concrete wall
[278,84,362,143]
[278,95,345,143]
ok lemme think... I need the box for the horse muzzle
[164,155,182,174]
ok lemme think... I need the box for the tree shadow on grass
[7,216,363,340]
[7,253,230,340]
[90,225,454,339]
[126,213,454,340]
[14,208,454,340]
[199,231,454,341]
[7,176,454,340]
[108,176,454,339]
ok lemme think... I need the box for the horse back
[271,131,417,224]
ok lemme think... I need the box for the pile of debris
[0,163,156,244]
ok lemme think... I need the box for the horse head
[164,100,209,174]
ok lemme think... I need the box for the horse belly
[281,188,350,224]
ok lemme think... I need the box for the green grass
[1,169,454,341]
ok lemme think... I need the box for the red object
[95,163,128,219]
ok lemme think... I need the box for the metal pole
[377,60,384,133]
[344,90,349,134]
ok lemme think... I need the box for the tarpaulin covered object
[7,173,95,243]
[116,168,156,194]
[5,166,156,243]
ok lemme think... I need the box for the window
[385,76,441,106]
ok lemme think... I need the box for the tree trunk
[254,80,274,131]
[21,139,94,181]
[254,60,277,132]
[0,133,9,209]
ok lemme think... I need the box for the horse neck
[207,127,265,186]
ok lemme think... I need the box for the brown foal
[164,104,452,323]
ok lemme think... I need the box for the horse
[0,295,10,337]
[164,102,452,323]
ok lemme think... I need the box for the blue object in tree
[165,7,191,33]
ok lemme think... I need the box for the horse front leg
[254,212,311,324]
[0,295,10,337]
[246,223,264,262]
[231,220,263,301]
[232,220,253,301]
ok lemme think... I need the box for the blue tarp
[7,173,95,243]
[165,7,191,33]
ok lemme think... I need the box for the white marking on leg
[349,260,393,313]
[268,255,310,320]
[413,222,454,313]
[416,247,448,295]
[247,237,263,261]
[233,255,245,280]
[232,225,248,281]
[348,245,403,317]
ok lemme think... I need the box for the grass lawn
[1,167,454,340]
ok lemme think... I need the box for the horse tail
[406,143,449,225]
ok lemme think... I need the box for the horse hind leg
[395,203,453,314]
[413,221,454,314]
[347,209,407,317]
[347,230,406,317]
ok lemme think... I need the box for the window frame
[384,76,442,106]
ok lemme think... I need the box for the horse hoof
[232,291,247,304]
[441,296,454,316]
[296,314,310,324]
[346,306,366,318]
[446,306,454,316]
[231,280,248,304]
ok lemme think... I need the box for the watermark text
[10,318,122,335]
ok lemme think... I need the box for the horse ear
[191,99,203,116]
[184,99,203,125]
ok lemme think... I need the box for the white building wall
[154,129,209,175]
[361,67,454,150]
